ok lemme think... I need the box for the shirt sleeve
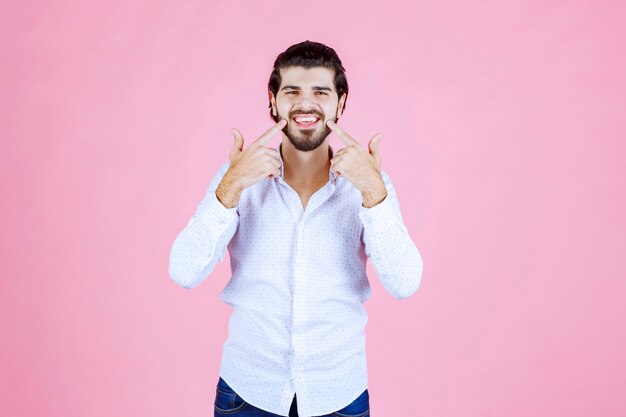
[358,170,424,300]
[168,161,239,289]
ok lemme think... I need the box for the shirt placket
[290,213,306,387]
[276,173,336,408]
[275,178,306,391]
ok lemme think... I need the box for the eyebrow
[280,85,334,92]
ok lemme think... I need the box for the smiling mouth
[292,115,321,128]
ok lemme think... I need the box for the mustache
[288,110,324,119]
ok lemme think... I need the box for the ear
[337,93,347,117]
[269,91,277,116]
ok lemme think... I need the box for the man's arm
[168,161,239,289]
[168,120,286,289]
[358,170,423,300]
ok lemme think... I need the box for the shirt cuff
[197,189,238,226]
[358,193,402,230]
[186,189,238,250]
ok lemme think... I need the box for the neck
[280,136,332,186]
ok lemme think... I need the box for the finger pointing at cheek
[327,120,358,146]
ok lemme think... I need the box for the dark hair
[268,40,349,122]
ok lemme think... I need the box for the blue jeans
[214,376,370,417]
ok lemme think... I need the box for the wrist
[362,185,387,208]
[216,176,243,209]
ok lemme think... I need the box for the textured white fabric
[169,143,423,417]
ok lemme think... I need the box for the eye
[286,91,298,95]
[315,91,328,95]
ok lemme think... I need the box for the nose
[293,96,322,115]
[295,95,316,108]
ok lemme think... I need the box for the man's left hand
[327,120,388,208]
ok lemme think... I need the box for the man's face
[270,66,346,152]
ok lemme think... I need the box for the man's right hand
[215,119,287,208]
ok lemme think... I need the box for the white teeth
[294,116,318,123]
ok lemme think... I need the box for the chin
[286,129,329,152]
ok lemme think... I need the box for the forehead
[279,66,335,88]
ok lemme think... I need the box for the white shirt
[169,143,423,417]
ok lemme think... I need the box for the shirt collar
[276,143,337,185]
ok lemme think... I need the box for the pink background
[2,1,625,416]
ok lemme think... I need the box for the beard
[280,109,337,152]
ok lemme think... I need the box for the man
[169,40,423,417]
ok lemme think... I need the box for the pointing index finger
[326,120,358,146]
[255,119,288,146]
